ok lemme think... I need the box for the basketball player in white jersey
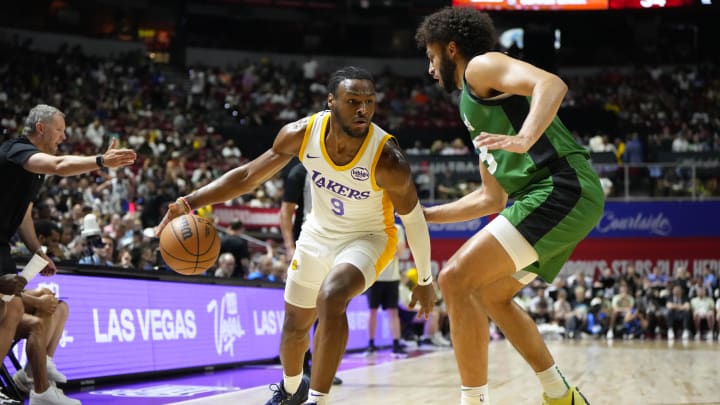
[157,66,436,405]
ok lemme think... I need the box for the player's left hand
[473,132,532,154]
[409,283,437,320]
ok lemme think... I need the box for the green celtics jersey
[459,80,589,197]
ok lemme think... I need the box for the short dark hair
[415,7,496,60]
[327,66,374,96]
[35,219,59,238]
[230,220,244,231]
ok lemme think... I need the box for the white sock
[283,373,303,395]
[305,389,328,404]
[536,364,570,399]
[461,384,489,404]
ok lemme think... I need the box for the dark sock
[393,339,400,349]
[369,339,375,348]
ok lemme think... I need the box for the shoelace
[268,383,288,402]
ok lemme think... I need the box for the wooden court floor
[175,339,720,405]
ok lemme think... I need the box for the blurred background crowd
[0,0,718,346]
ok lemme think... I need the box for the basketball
[159,214,221,275]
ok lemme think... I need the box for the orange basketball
[159,214,221,275]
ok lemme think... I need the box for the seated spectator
[219,220,250,278]
[639,278,668,339]
[529,286,554,324]
[690,287,715,341]
[703,266,718,291]
[607,283,635,339]
[14,288,79,404]
[622,307,648,340]
[214,253,237,278]
[78,235,115,266]
[247,255,276,282]
[34,220,65,261]
[621,265,641,296]
[117,248,134,269]
[586,297,609,338]
[565,286,590,339]
[646,266,667,289]
[716,298,720,341]
[0,291,23,405]
[593,267,616,298]
[397,269,450,347]
[552,289,572,327]
[666,285,691,340]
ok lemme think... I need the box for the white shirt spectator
[86,120,106,149]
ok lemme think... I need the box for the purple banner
[7,274,390,381]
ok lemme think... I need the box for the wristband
[399,202,432,286]
[96,155,105,168]
[177,196,192,214]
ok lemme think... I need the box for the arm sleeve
[282,164,306,204]
[399,202,432,286]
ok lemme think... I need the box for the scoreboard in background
[453,0,699,10]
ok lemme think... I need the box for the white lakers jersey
[298,111,397,242]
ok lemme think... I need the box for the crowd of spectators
[0,41,719,276]
[516,264,720,342]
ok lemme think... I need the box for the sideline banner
[410,237,720,279]
[214,201,720,238]
[6,275,389,381]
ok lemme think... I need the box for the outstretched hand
[155,200,185,237]
[409,283,437,320]
[102,137,137,168]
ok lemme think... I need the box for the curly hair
[415,7,496,60]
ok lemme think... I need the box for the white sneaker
[0,391,22,405]
[430,332,451,347]
[46,357,68,383]
[667,329,675,340]
[12,368,33,393]
[29,385,81,405]
[606,330,614,340]
[706,332,714,341]
[681,330,690,340]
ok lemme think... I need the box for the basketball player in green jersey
[416,7,603,405]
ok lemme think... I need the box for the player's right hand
[155,200,184,237]
[36,293,59,316]
[0,274,28,296]
[409,283,437,320]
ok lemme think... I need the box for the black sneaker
[332,376,343,385]
[265,375,309,405]
[391,345,408,358]
[364,345,378,357]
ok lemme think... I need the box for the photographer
[77,214,115,267]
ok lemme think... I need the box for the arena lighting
[499,28,561,50]
[454,0,697,9]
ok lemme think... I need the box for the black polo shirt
[0,136,45,273]
[282,163,307,242]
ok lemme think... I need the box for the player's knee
[438,260,466,295]
[57,301,69,318]
[282,309,312,337]
[2,297,24,326]
[316,284,353,315]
